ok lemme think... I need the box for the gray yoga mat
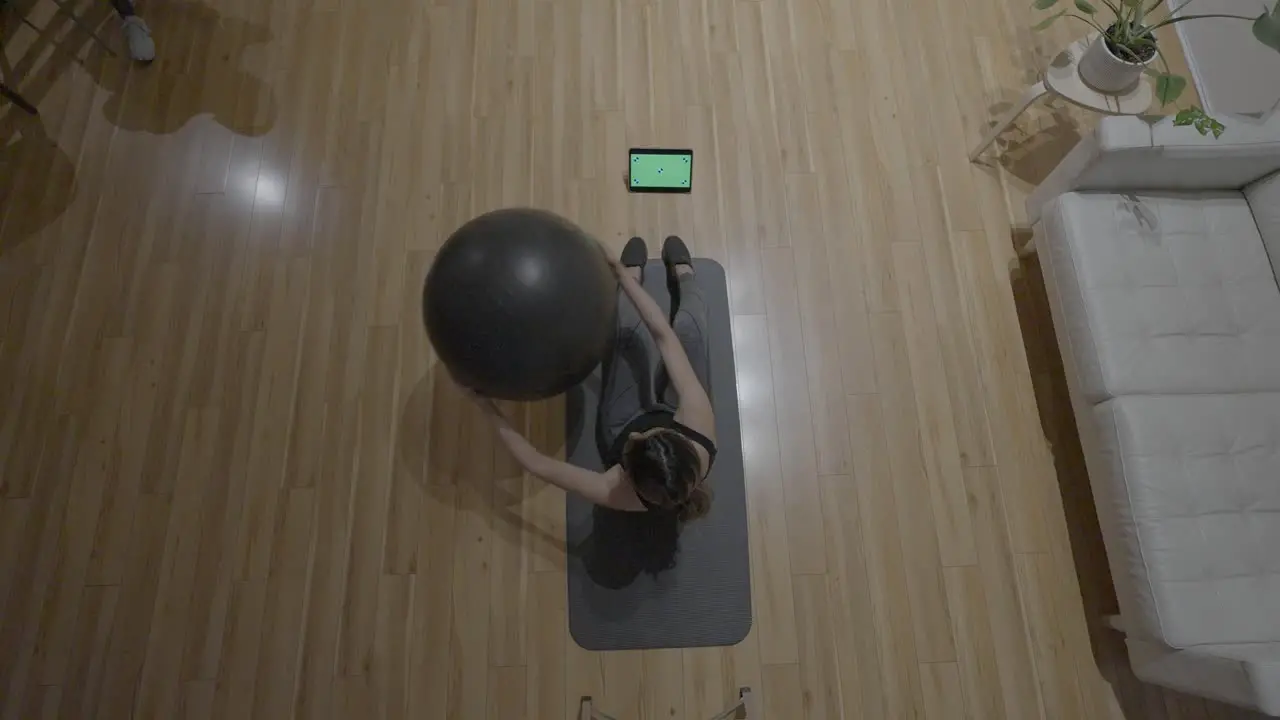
[565,258,752,651]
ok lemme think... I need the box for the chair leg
[45,0,118,56]
[1,82,39,114]
[1014,227,1038,258]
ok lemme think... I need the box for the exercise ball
[423,208,618,401]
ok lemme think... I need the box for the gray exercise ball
[422,208,618,401]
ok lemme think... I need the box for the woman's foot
[620,237,648,281]
[661,236,693,277]
[121,16,156,63]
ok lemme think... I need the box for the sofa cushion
[1091,393,1280,648]
[1043,191,1280,401]
[1126,639,1280,714]
[1246,170,1280,280]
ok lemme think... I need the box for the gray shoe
[121,16,155,63]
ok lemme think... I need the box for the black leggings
[110,0,135,16]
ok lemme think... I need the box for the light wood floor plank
[641,649,685,720]
[869,313,956,664]
[951,230,1053,554]
[793,574,843,719]
[487,665,527,720]
[525,570,566,720]
[760,247,827,575]
[683,648,734,719]
[762,663,804,719]
[820,473,888,718]
[965,466,1046,719]
[1014,553,1087,720]
[921,662,968,720]
[733,0,790,249]
[785,175,853,477]
[943,565,1008,720]
[135,410,222,720]
[808,104,878,395]
[844,394,928,718]
[710,53,766,317]
[891,242,977,567]
[732,315,799,664]
[255,488,320,719]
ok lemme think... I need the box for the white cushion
[1088,112,1280,193]
[1091,393,1280,649]
[1127,639,1280,714]
[1247,170,1280,281]
[1042,191,1280,401]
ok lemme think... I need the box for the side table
[970,36,1153,161]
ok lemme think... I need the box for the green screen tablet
[629,149,693,193]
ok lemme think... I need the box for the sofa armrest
[1126,639,1280,715]
[1026,112,1280,223]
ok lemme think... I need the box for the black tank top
[604,410,718,475]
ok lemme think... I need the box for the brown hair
[677,484,712,523]
[622,428,712,523]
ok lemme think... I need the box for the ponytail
[678,484,713,524]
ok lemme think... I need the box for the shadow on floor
[975,100,1082,188]
[0,113,75,254]
[2,0,275,136]
[396,361,569,565]
[1009,247,1270,719]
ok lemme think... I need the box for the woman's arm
[613,262,674,341]
[474,394,645,511]
[610,259,715,439]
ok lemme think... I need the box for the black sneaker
[661,235,692,274]
[620,236,648,281]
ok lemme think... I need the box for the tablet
[628,148,693,193]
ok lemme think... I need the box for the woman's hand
[460,386,510,428]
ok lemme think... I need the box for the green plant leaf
[1032,0,1060,9]
[1155,73,1187,104]
[1254,6,1280,52]
[1075,0,1098,13]
[1172,107,1226,138]
[1033,9,1067,28]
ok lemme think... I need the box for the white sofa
[1026,112,1280,715]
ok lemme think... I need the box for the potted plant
[1033,0,1280,135]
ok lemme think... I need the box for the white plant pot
[1079,35,1152,93]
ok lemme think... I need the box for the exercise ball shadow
[422,208,617,401]
[395,360,573,567]
[394,360,567,492]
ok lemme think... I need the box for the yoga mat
[565,258,752,651]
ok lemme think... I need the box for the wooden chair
[0,0,116,114]
[578,687,757,720]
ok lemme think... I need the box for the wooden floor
[0,0,1267,718]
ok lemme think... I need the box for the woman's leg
[662,267,713,404]
[108,0,156,62]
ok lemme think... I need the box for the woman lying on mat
[469,236,716,523]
